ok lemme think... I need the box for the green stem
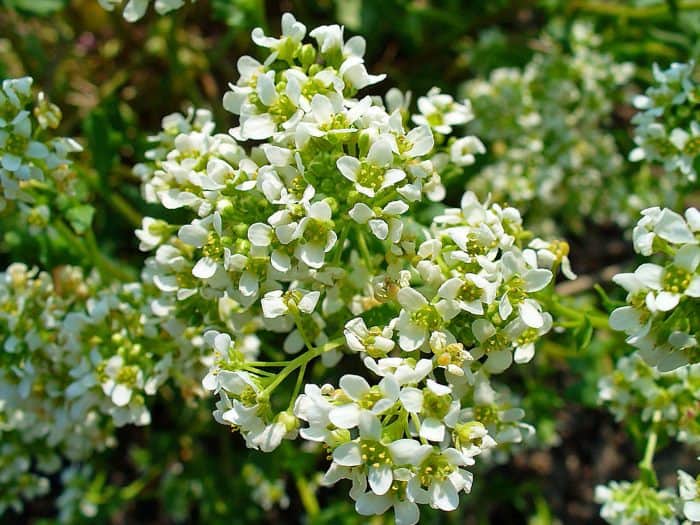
[84,229,137,282]
[549,300,610,329]
[356,230,372,268]
[84,170,143,228]
[291,362,307,405]
[333,223,351,265]
[119,468,160,500]
[261,338,344,397]
[295,475,320,517]
[639,410,661,487]
[245,361,292,368]
[53,219,135,282]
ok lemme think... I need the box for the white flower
[449,136,485,166]
[396,287,443,351]
[292,199,337,268]
[436,274,497,317]
[337,138,405,197]
[344,317,395,357]
[412,87,473,135]
[405,448,474,511]
[349,200,408,242]
[100,355,143,407]
[261,289,321,319]
[0,110,49,178]
[328,374,400,429]
[252,12,307,54]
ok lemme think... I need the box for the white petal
[367,139,393,166]
[524,269,552,292]
[399,387,423,412]
[111,384,132,407]
[329,404,361,429]
[684,501,700,521]
[337,156,360,181]
[388,439,433,466]
[298,290,321,313]
[485,349,512,373]
[298,243,325,268]
[333,441,362,466]
[248,222,272,246]
[192,257,218,279]
[368,464,393,496]
[514,343,535,363]
[420,417,446,442]
[405,126,434,157]
[519,301,544,328]
[369,219,389,240]
[397,287,427,311]
[609,306,640,331]
[431,479,459,511]
[394,500,420,525]
[654,291,680,311]
[339,374,370,399]
[349,203,374,224]
[242,114,276,140]
[635,263,664,289]
[355,492,392,516]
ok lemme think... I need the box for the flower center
[418,453,455,487]
[410,305,442,330]
[472,405,499,425]
[662,265,691,294]
[360,440,391,469]
[3,133,28,157]
[356,162,385,191]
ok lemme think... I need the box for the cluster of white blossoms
[609,206,699,371]
[595,479,685,525]
[630,61,700,182]
[0,263,204,512]
[598,353,699,446]
[678,468,700,523]
[461,22,636,231]
[129,14,574,524]
[97,0,189,22]
[0,77,81,215]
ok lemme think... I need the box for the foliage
[0,1,699,524]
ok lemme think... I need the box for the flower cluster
[124,14,576,524]
[609,207,700,371]
[598,353,699,446]
[0,437,52,515]
[195,187,568,524]
[460,22,636,231]
[0,77,82,214]
[97,0,189,22]
[678,468,700,523]
[0,263,203,511]
[630,61,700,182]
[595,480,683,525]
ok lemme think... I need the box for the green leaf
[66,205,95,234]
[3,0,68,15]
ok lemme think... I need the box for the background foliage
[1,1,699,524]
